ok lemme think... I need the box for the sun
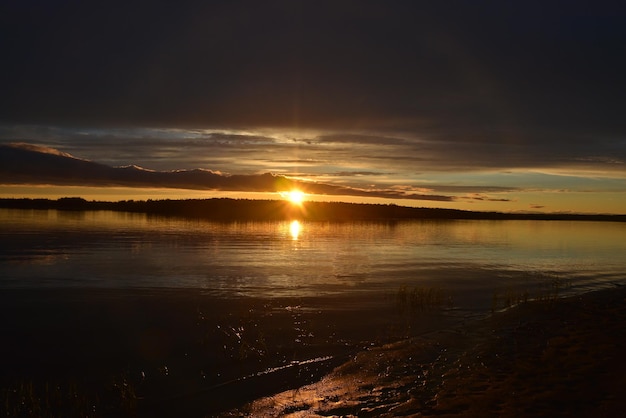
[285,190,305,205]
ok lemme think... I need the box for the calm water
[2,208,625,312]
[2,208,626,415]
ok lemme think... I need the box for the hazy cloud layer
[1,125,623,178]
[1,123,624,210]
[0,144,457,202]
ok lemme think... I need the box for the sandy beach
[2,286,626,417]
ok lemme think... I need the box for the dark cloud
[423,185,520,194]
[314,134,408,146]
[266,159,324,165]
[1,1,625,145]
[461,196,513,203]
[330,171,388,177]
[0,143,454,202]
[2,123,624,186]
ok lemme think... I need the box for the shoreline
[0,287,453,416]
[2,286,626,416]
[222,285,626,417]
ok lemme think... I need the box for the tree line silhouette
[1,198,624,222]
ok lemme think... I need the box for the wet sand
[222,286,626,417]
[0,287,451,416]
[2,286,626,417]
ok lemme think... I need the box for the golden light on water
[289,220,301,240]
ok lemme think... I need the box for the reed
[1,375,138,418]
[491,277,573,312]
[395,285,450,314]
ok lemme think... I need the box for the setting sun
[285,190,305,205]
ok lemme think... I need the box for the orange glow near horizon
[2,185,626,215]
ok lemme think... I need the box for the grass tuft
[1,375,139,418]
[395,285,450,314]
[491,277,573,312]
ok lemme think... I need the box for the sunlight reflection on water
[1,209,625,308]
[289,220,301,240]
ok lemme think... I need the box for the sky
[1,1,625,214]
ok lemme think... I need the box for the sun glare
[286,190,305,205]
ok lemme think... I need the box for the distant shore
[2,197,625,222]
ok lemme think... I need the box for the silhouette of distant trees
[1,198,624,222]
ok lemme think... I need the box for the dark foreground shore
[0,287,451,417]
[223,286,626,417]
[2,286,626,417]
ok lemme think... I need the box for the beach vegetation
[491,277,574,312]
[395,285,451,314]
[1,375,139,418]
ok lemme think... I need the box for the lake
[2,208,625,308]
[1,208,625,415]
